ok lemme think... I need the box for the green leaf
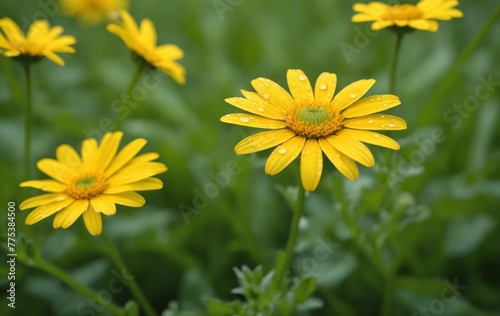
[292,275,317,303]
[205,299,234,316]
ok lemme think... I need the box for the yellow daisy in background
[352,0,463,32]
[107,10,186,84]
[19,132,167,236]
[0,18,75,66]
[60,0,128,25]
[221,69,407,191]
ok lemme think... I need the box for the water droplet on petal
[383,103,388,107]
[381,124,386,128]
[264,82,270,87]
[239,116,250,123]
[257,107,264,112]
[298,75,306,81]
[369,98,375,102]
[368,119,374,124]
[277,147,287,155]
[263,93,270,99]
[349,93,357,98]
[319,83,327,90]
[388,123,395,128]
[381,115,386,118]
[42,186,47,191]
[335,153,341,159]
[373,133,380,138]
[377,96,383,101]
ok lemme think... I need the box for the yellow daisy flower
[352,0,463,32]
[107,10,186,84]
[19,132,167,236]
[0,18,75,66]
[221,69,407,191]
[61,0,128,25]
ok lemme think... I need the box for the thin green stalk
[101,232,157,316]
[23,64,32,180]
[389,31,404,94]
[33,258,126,316]
[416,3,500,126]
[115,65,144,131]
[271,184,306,292]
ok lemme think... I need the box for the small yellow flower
[19,132,167,236]
[107,10,186,84]
[60,0,128,25]
[221,69,407,191]
[352,0,463,32]
[0,18,75,66]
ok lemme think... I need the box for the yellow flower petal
[140,19,156,48]
[408,19,439,31]
[37,159,77,184]
[95,132,123,172]
[319,138,359,180]
[327,134,375,167]
[53,199,89,229]
[56,144,82,170]
[0,18,25,44]
[20,180,66,193]
[287,69,314,106]
[337,129,400,150]
[104,192,145,207]
[225,97,285,120]
[105,138,147,177]
[127,152,160,165]
[241,90,287,118]
[342,95,401,118]
[107,162,167,185]
[83,205,102,236]
[265,136,306,175]
[105,177,163,194]
[220,113,287,129]
[343,114,407,130]
[156,44,184,60]
[331,79,376,112]
[251,78,295,111]
[314,72,337,107]
[81,138,98,168]
[90,195,116,216]
[19,193,71,210]
[25,198,75,225]
[300,139,323,191]
[235,129,296,155]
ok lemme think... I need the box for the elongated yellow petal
[314,72,337,107]
[19,193,71,210]
[56,144,82,170]
[105,178,163,194]
[300,139,323,191]
[53,199,89,229]
[265,136,306,175]
[90,195,116,215]
[83,204,102,236]
[343,114,407,130]
[408,19,439,31]
[0,18,25,44]
[140,19,157,48]
[127,152,160,165]
[20,180,66,193]
[107,162,167,185]
[105,138,147,177]
[95,132,123,173]
[287,69,314,106]
[221,113,287,129]
[37,159,76,184]
[251,78,295,110]
[331,79,375,112]
[342,95,401,118]
[319,139,359,180]
[156,44,184,60]
[337,129,400,150]
[81,138,98,169]
[235,129,296,155]
[327,134,375,167]
[224,97,285,120]
[241,90,287,118]
[104,192,145,207]
[25,198,74,225]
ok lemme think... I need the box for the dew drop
[381,124,386,128]
[373,133,380,138]
[383,103,388,107]
[381,115,386,118]
[368,118,374,124]
[263,93,270,99]
[369,98,375,102]
[42,186,48,191]
[239,116,250,123]
[319,83,327,90]
[298,75,306,81]
[388,123,395,128]
[277,147,287,154]
[377,96,383,101]
[264,81,270,87]
[257,107,264,112]
[335,153,342,159]
[349,93,357,98]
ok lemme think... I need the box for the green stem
[114,65,144,131]
[271,184,306,292]
[389,31,404,94]
[23,64,32,180]
[101,232,157,316]
[416,3,500,126]
[33,258,126,316]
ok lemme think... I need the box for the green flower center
[296,106,331,126]
[76,177,97,189]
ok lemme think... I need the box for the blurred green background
[1,0,500,315]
